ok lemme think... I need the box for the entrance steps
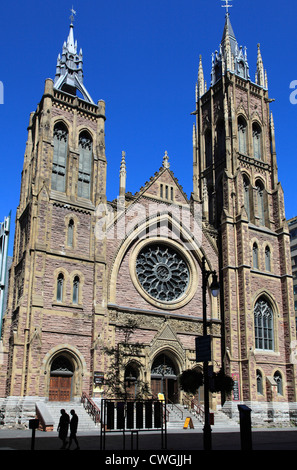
[166,403,239,430]
[166,403,202,429]
[41,401,99,432]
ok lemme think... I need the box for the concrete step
[43,401,99,432]
[166,404,202,429]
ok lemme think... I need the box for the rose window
[135,244,190,302]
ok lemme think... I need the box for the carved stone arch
[76,126,95,148]
[251,114,263,126]
[124,359,144,392]
[149,322,186,371]
[108,210,205,307]
[149,325,185,402]
[252,290,279,317]
[42,345,87,400]
[254,174,265,188]
[236,109,248,122]
[52,117,71,135]
[252,290,280,352]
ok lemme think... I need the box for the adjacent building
[288,216,297,329]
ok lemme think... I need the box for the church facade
[0,11,296,425]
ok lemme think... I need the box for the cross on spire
[70,5,76,24]
[221,0,232,14]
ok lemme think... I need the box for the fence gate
[100,399,167,450]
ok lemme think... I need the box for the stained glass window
[254,298,274,350]
[52,123,68,192]
[78,132,92,199]
[136,244,189,302]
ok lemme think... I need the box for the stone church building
[0,11,296,425]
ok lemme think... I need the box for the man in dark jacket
[68,409,80,450]
[57,409,69,449]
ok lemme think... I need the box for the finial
[70,5,76,25]
[120,151,126,174]
[221,0,232,14]
[119,151,127,199]
[162,151,170,169]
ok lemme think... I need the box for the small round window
[135,243,190,302]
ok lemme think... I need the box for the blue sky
[0,0,296,255]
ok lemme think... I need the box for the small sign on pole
[195,335,211,362]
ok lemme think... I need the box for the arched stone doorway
[124,362,140,399]
[49,355,74,401]
[151,353,179,403]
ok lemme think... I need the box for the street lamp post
[201,256,220,451]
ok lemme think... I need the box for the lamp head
[210,272,220,297]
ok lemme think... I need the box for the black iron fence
[100,399,167,450]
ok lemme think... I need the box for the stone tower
[0,19,108,401]
[192,12,297,415]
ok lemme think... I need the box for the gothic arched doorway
[151,353,179,403]
[49,355,74,401]
[124,362,140,399]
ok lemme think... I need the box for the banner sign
[195,335,211,362]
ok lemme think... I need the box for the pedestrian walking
[57,409,69,449]
[68,409,80,450]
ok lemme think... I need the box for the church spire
[198,55,207,98]
[255,43,267,88]
[211,7,250,85]
[54,8,94,103]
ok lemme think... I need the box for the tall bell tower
[192,6,297,416]
[0,14,108,402]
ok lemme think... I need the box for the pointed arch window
[243,175,250,220]
[254,297,274,351]
[72,275,80,304]
[78,131,93,199]
[252,242,259,269]
[67,219,74,247]
[205,130,212,167]
[265,246,271,272]
[56,273,64,302]
[238,117,247,155]
[257,370,263,395]
[256,180,265,226]
[274,371,283,395]
[253,123,262,160]
[52,123,68,192]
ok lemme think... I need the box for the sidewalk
[0,426,296,451]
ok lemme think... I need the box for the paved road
[0,426,296,454]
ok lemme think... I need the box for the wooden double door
[49,375,72,401]
[151,377,178,403]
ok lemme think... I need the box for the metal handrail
[167,399,184,420]
[81,392,101,424]
[182,396,204,422]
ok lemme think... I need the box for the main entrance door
[151,353,179,403]
[49,376,72,401]
[49,355,73,401]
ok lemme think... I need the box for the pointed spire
[211,8,250,86]
[256,43,265,87]
[162,151,170,169]
[198,55,205,98]
[119,151,126,198]
[53,9,94,103]
[66,23,76,54]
